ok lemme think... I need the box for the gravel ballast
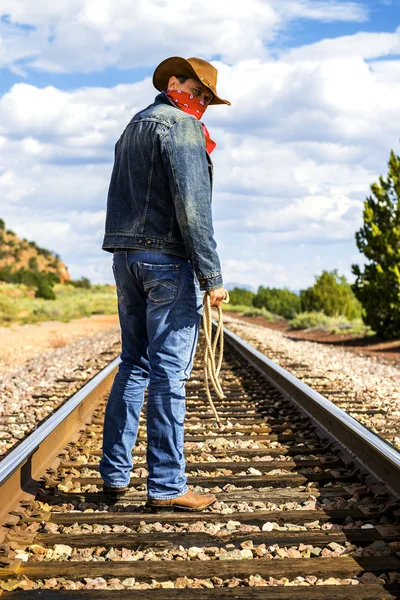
[223,315,400,451]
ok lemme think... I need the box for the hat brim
[153,56,231,106]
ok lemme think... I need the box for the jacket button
[137,239,143,244]
[146,239,152,245]
[201,280,207,285]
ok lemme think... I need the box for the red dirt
[227,313,400,365]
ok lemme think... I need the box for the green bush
[290,312,370,335]
[222,303,276,321]
[70,277,91,289]
[227,287,255,306]
[28,256,39,271]
[301,270,362,320]
[0,219,5,230]
[253,286,301,319]
[289,312,331,330]
[0,294,18,322]
[35,280,56,300]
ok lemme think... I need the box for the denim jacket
[102,92,223,291]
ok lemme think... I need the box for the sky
[0,0,399,291]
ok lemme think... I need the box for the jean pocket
[139,263,180,303]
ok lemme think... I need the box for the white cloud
[3,19,400,287]
[284,28,400,62]
[0,0,368,73]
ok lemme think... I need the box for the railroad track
[1,326,400,598]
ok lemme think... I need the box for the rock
[105,548,120,560]
[321,577,340,585]
[361,523,374,529]
[188,547,203,558]
[311,547,322,557]
[225,520,241,531]
[327,542,346,554]
[53,544,73,558]
[248,467,262,475]
[90,577,108,589]
[30,544,47,555]
[219,549,243,560]
[359,572,379,584]
[14,552,29,562]
[262,522,274,531]
[240,548,253,559]
[122,578,136,587]
[370,540,387,552]
[176,577,192,588]
[287,548,302,558]
[249,574,268,586]
[43,523,59,534]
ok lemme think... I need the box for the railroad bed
[0,328,400,598]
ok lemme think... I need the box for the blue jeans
[99,250,202,499]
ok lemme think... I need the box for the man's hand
[206,287,227,308]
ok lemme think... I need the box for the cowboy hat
[153,56,231,106]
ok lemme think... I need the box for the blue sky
[0,0,399,289]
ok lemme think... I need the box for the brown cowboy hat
[153,56,231,106]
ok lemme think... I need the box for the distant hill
[0,219,70,284]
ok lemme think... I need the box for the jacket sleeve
[160,115,223,291]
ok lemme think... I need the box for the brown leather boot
[103,484,128,502]
[147,489,216,512]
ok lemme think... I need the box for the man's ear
[167,76,178,90]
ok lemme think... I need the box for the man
[100,56,230,511]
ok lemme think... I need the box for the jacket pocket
[139,262,180,303]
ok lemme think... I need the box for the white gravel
[223,315,400,451]
[0,329,120,458]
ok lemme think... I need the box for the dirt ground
[228,312,400,365]
[2,310,399,372]
[0,314,120,370]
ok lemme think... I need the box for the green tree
[228,287,254,306]
[70,277,91,290]
[253,287,301,319]
[35,279,56,300]
[28,256,39,271]
[301,270,362,319]
[352,150,400,338]
[0,219,5,231]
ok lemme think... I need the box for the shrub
[35,280,56,300]
[0,219,5,230]
[70,277,92,289]
[301,270,362,320]
[289,312,331,330]
[28,256,39,271]
[253,286,301,319]
[228,287,255,306]
[222,303,276,321]
[0,293,18,322]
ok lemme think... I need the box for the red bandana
[166,89,216,154]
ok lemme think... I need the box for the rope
[202,290,230,429]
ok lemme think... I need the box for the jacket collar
[154,91,178,109]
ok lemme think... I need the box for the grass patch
[289,311,371,335]
[222,303,279,322]
[0,283,117,325]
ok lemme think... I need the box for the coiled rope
[202,291,230,429]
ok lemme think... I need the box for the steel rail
[0,357,120,530]
[223,325,400,497]
[1,323,400,534]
